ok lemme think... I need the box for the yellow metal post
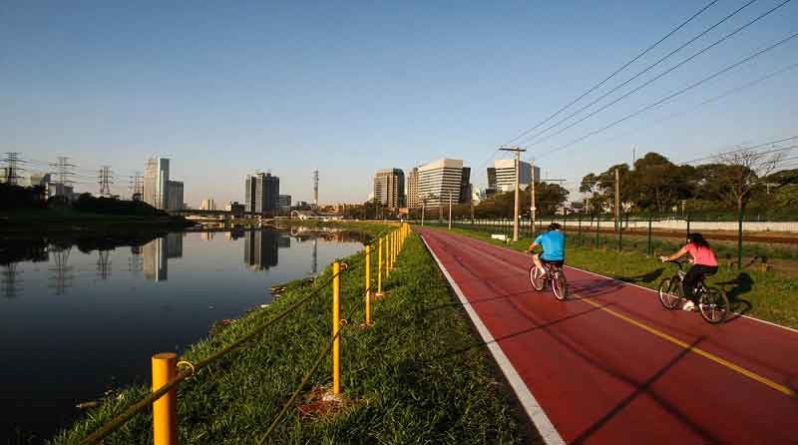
[365,245,372,325]
[332,261,341,395]
[377,238,383,294]
[152,353,178,445]
[387,234,392,274]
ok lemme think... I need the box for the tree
[714,149,782,212]
[629,153,693,213]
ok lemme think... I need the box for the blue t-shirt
[534,231,565,261]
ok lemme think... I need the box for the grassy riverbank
[1,209,193,235]
[54,231,534,444]
[432,225,798,329]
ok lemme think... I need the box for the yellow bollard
[365,245,372,325]
[377,238,383,295]
[152,353,178,445]
[332,261,341,395]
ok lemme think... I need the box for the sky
[2,0,797,206]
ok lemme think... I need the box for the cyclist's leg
[682,266,702,302]
[532,253,545,273]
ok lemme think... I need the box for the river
[0,227,365,443]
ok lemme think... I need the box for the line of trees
[580,149,797,215]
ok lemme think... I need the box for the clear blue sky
[2,0,796,206]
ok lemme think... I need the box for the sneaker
[682,300,696,311]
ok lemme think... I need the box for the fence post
[595,215,600,247]
[618,212,623,252]
[737,210,744,270]
[647,215,653,256]
[377,238,383,295]
[577,214,582,246]
[332,261,341,395]
[365,245,372,326]
[152,353,178,445]
[686,213,691,241]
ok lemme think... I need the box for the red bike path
[417,228,798,445]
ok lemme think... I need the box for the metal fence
[411,213,798,270]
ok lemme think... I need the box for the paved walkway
[418,228,798,445]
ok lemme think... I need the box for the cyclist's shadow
[715,273,754,318]
[618,267,665,285]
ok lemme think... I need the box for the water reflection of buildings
[244,230,290,271]
[142,234,184,282]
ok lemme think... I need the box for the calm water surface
[0,228,364,443]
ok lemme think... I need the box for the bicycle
[529,258,569,300]
[658,260,730,324]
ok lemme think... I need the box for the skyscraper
[144,158,170,210]
[245,172,280,215]
[417,159,469,208]
[167,181,184,211]
[488,159,539,193]
[373,168,405,210]
[406,167,420,209]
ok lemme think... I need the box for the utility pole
[615,168,621,232]
[313,170,319,209]
[129,171,143,201]
[52,156,75,186]
[448,191,453,231]
[530,159,536,236]
[421,199,426,226]
[500,147,526,242]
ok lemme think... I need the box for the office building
[200,199,217,211]
[278,194,292,214]
[406,167,420,209]
[373,168,405,210]
[416,159,470,208]
[144,158,170,209]
[245,172,280,214]
[488,160,539,194]
[167,181,184,211]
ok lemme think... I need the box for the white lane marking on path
[420,233,566,445]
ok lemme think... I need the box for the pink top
[686,243,718,267]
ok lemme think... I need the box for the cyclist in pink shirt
[660,233,719,311]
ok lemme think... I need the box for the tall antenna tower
[313,170,319,208]
[3,152,22,185]
[98,166,114,197]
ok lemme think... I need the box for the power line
[536,30,798,160]
[682,136,798,164]
[518,0,776,147]
[502,0,721,147]
[592,61,798,148]
[524,0,793,151]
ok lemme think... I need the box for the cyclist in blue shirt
[525,223,565,275]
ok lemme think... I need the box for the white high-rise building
[144,158,170,210]
[488,159,539,193]
[417,159,468,208]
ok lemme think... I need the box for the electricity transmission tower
[51,157,75,185]
[98,166,114,197]
[129,171,143,200]
[3,152,23,185]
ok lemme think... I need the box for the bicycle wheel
[530,266,545,291]
[658,277,682,309]
[698,288,729,324]
[552,271,568,301]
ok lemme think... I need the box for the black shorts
[539,256,564,268]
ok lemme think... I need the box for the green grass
[430,225,798,330]
[54,232,533,444]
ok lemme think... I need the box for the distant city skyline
[3,2,796,205]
